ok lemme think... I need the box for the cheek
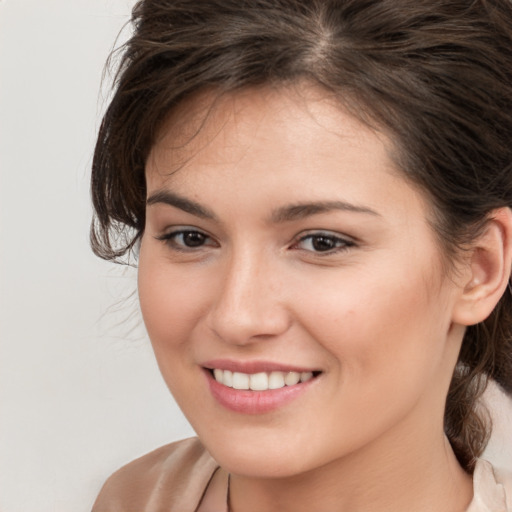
[137,250,215,414]
[293,260,451,393]
[137,244,208,357]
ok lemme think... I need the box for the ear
[452,208,512,326]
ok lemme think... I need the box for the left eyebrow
[146,190,217,220]
[269,201,380,223]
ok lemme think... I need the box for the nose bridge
[207,243,289,344]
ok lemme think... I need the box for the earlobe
[452,208,512,326]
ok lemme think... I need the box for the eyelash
[292,232,355,254]
[155,229,355,255]
[155,229,217,251]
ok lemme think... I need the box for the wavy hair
[91,0,512,471]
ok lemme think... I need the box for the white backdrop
[0,1,510,511]
[0,2,194,511]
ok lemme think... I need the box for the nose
[206,248,291,346]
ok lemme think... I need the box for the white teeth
[212,369,317,390]
[284,371,300,386]
[223,370,233,387]
[268,371,285,389]
[249,372,268,391]
[232,372,250,390]
[300,371,313,383]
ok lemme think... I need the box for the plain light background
[0,2,194,511]
[0,1,511,511]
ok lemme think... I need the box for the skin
[138,84,480,511]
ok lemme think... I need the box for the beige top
[92,437,512,512]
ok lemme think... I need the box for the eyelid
[155,226,218,251]
[291,230,356,254]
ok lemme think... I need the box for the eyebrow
[146,190,380,222]
[146,190,217,220]
[269,201,380,223]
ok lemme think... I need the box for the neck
[229,424,473,512]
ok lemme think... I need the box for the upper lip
[201,359,320,374]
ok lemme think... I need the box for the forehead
[145,83,428,222]
[149,84,390,174]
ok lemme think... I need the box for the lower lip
[204,369,318,414]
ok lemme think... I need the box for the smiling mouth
[208,369,322,391]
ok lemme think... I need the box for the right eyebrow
[269,200,380,223]
[146,190,217,221]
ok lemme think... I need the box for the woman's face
[139,85,467,477]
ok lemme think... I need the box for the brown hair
[91,0,512,471]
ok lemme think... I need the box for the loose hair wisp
[91,0,512,471]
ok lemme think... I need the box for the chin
[213,447,310,478]
[195,428,328,479]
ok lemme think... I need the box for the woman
[91,0,512,510]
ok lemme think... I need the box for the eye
[156,228,216,251]
[293,232,355,254]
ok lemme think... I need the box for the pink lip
[202,358,318,374]
[201,360,320,414]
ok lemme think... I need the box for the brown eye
[311,235,337,252]
[180,231,207,247]
[156,229,216,251]
[294,232,354,254]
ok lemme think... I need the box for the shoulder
[470,459,512,512]
[494,464,512,511]
[92,437,218,512]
